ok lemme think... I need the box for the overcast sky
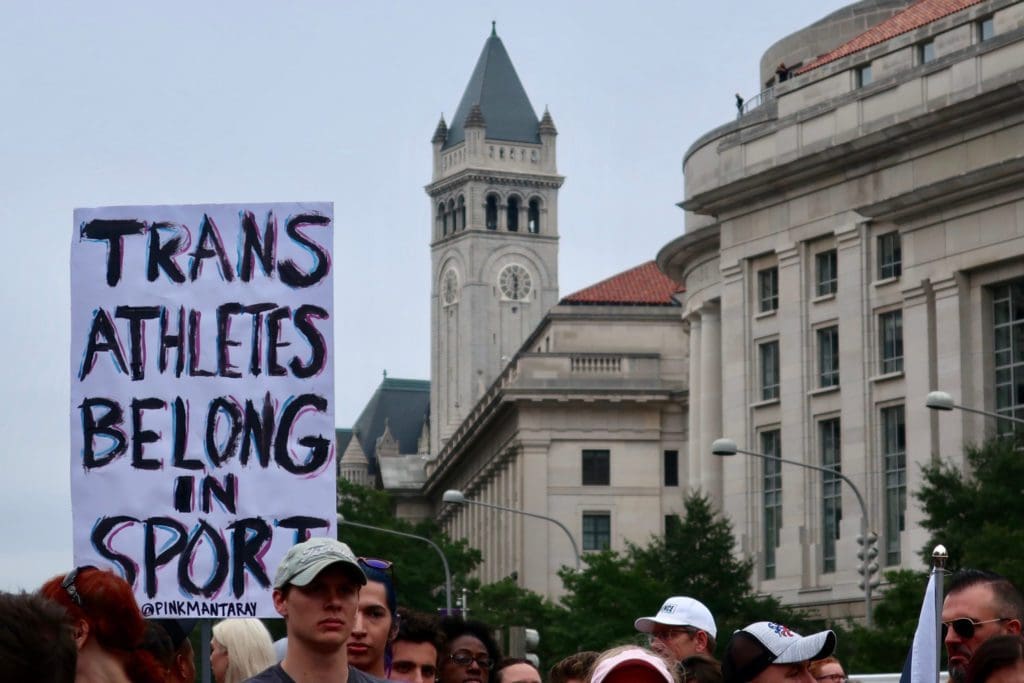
[0,0,852,591]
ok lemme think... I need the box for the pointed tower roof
[339,433,370,467]
[431,115,448,144]
[444,24,540,150]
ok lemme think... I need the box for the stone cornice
[683,81,1024,216]
[426,169,566,197]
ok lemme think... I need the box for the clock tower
[427,24,563,454]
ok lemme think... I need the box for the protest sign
[70,202,335,617]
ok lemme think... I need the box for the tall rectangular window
[758,267,779,313]
[760,341,780,401]
[582,449,610,485]
[856,63,873,87]
[762,429,782,580]
[582,512,611,551]
[979,16,994,41]
[879,310,904,374]
[816,249,838,296]
[881,406,906,565]
[663,450,679,487]
[820,419,842,573]
[818,326,840,388]
[878,232,902,279]
[918,39,936,64]
[993,282,1024,425]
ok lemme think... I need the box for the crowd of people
[3,537,1024,683]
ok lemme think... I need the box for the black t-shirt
[244,663,389,683]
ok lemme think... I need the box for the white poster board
[70,202,335,617]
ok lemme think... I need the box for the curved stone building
[660,0,1024,618]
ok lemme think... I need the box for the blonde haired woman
[210,618,276,683]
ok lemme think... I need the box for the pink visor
[590,648,674,683]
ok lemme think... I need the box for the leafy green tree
[838,569,930,673]
[553,493,813,657]
[916,434,1024,588]
[337,478,481,614]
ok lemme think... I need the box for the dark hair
[396,608,444,651]
[965,634,1024,683]
[497,657,540,683]
[40,568,165,683]
[360,560,398,617]
[949,569,1024,622]
[440,616,503,683]
[550,651,600,683]
[679,654,724,683]
[0,591,77,683]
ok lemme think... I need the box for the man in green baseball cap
[245,537,386,683]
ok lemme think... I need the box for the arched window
[528,199,540,234]
[447,199,457,231]
[507,196,520,232]
[485,194,498,230]
[438,204,447,236]
[457,196,466,230]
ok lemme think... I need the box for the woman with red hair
[39,566,166,683]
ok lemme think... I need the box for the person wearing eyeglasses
[348,558,399,678]
[388,609,444,683]
[942,569,1024,683]
[39,566,166,683]
[635,596,720,680]
[244,537,388,683]
[438,616,503,683]
[808,656,845,683]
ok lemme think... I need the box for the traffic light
[524,628,540,668]
[856,532,880,592]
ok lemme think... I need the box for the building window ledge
[752,397,780,409]
[798,586,834,595]
[809,385,840,397]
[873,276,900,289]
[812,292,836,304]
[755,309,777,321]
[871,370,904,384]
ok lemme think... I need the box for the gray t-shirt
[245,663,389,683]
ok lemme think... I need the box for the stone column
[699,301,723,505]
[687,312,703,489]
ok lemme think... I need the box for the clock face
[443,269,459,304]
[499,264,532,301]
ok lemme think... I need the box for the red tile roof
[561,261,682,306]
[797,0,983,74]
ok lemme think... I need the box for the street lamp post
[337,514,454,613]
[711,437,876,627]
[441,489,582,571]
[926,390,1024,425]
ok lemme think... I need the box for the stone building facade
[658,0,1024,617]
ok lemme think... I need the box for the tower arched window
[438,204,447,236]
[528,199,541,234]
[507,196,520,232]
[457,196,466,230]
[448,199,457,231]
[485,194,498,230]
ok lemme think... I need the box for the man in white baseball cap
[721,622,836,683]
[635,596,718,662]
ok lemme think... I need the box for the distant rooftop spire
[432,114,448,143]
[539,108,557,136]
[443,27,540,150]
[463,103,486,128]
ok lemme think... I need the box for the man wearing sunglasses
[942,569,1024,683]
[245,537,389,683]
[635,596,719,663]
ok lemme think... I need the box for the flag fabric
[899,571,940,683]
